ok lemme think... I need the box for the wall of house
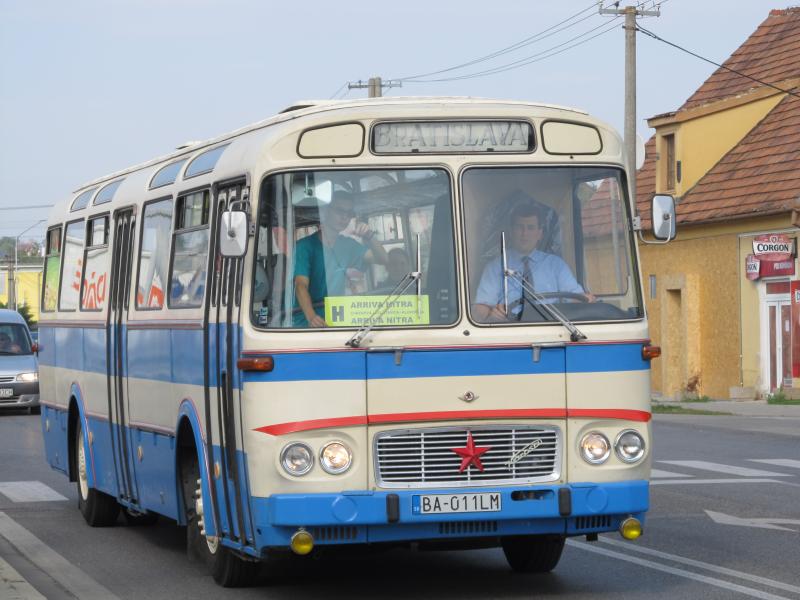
[654,94,784,196]
[640,214,796,399]
[640,230,739,399]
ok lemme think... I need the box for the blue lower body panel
[251,480,648,551]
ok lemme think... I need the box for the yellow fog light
[290,529,314,555]
[620,517,642,540]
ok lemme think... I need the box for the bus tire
[184,462,258,587]
[75,419,119,527]
[501,534,565,573]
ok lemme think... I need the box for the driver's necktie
[520,255,533,319]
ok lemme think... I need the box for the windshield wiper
[500,232,587,342]
[346,235,423,348]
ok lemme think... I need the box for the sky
[0,0,794,244]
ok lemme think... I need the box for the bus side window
[59,220,85,311]
[169,190,210,309]
[136,199,173,310]
[80,215,110,311]
[41,226,63,312]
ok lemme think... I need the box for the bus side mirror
[651,194,676,241]
[220,210,248,257]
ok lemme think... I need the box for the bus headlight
[320,441,352,474]
[615,430,646,463]
[280,442,314,476]
[16,372,38,382]
[580,432,610,464]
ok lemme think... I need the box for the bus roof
[72,97,589,191]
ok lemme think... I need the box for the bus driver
[472,200,593,322]
[293,192,388,327]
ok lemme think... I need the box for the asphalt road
[1,410,798,600]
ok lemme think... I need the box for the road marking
[659,460,792,477]
[651,468,693,478]
[0,556,46,600]
[568,540,793,600]
[749,459,800,470]
[706,510,800,532]
[652,478,780,486]
[598,537,800,595]
[0,482,67,503]
[0,512,121,600]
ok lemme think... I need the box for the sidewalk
[652,398,800,418]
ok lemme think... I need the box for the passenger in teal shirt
[294,192,388,327]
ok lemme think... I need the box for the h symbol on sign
[331,306,345,322]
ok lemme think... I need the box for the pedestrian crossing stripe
[0,482,67,503]
[658,460,793,478]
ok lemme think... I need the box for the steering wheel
[533,291,591,303]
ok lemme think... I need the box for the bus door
[205,182,255,550]
[106,208,139,505]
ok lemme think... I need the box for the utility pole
[348,76,402,98]
[7,261,15,310]
[600,2,660,204]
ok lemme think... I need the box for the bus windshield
[252,168,458,329]
[463,166,642,324]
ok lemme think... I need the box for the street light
[13,220,46,310]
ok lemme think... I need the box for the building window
[664,134,675,191]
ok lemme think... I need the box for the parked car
[0,309,39,414]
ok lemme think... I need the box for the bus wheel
[186,477,258,587]
[501,535,565,573]
[75,419,119,526]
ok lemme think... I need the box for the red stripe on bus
[255,416,368,436]
[568,409,651,422]
[254,408,651,435]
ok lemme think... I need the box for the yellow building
[637,8,800,400]
[0,266,43,324]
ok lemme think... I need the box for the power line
[395,0,663,84]
[403,17,623,83]
[0,204,53,210]
[395,0,600,82]
[636,23,800,99]
[328,81,348,99]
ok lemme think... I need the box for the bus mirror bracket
[220,210,248,257]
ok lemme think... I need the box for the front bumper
[250,480,648,550]
[0,381,39,409]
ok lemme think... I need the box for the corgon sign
[752,234,794,261]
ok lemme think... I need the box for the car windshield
[252,168,458,329]
[0,324,32,355]
[462,166,643,325]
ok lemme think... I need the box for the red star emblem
[451,432,491,473]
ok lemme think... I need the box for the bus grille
[374,426,560,488]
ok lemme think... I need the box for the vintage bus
[39,97,673,587]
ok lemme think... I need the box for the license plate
[413,492,501,515]
[0,388,13,398]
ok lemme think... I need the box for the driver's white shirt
[474,249,584,315]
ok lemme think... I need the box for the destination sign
[372,121,533,154]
